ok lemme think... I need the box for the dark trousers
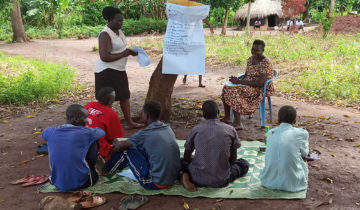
[107,147,161,190]
[80,141,99,189]
[181,158,249,187]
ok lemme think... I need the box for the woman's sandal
[119,196,148,210]
[11,175,36,185]
[67,191,93,203]
[22,175,48,187]
[79,195,107,209]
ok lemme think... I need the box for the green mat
[38,140,306,199]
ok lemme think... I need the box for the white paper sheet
[132,46,151,67]
[162,3,209,75]
[117,169,138,182]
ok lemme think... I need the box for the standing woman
[95,6,142,129]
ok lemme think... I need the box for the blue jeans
[108,146,160,190]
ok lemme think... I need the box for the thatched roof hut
[234,0,283,20]
[234,0,283,29]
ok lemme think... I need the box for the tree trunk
[340,5,344,16]
[330,0,335,12]
[10,0,29,43]
[145,58,178,121]
[203,18,214,35]
[246,1,252,32]
[221,9,230,36]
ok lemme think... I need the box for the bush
[122,17,167,35]
[0,52,77,104]
[0,18,167,41]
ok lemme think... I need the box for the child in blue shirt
[42,104,105,191]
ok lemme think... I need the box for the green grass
[0,52,77,105]
[133,33,360,104]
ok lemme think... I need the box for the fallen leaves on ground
[25,115,34,119]
[345,138,355,142]
[325,177,334,184]
[317,198,333,207]
[183,202,190,209]
[3,120,9,123]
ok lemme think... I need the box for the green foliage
[122,17,167,35]
[320,11,333,38]
[134,33,360,104]
[207,9,236,27]
[0,52,77,104]
[0,18,167,41]
[79,0,112,26]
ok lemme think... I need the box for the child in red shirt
[85,87,126,174]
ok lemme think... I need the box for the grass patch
[133,33,360,104]
[0,52,77,105]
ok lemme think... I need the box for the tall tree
[246,0,252,32]
[197,0,241,35]
[330,0,336,12]
[0,0,29,42]
[10,0,29,42]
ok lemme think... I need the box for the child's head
[142,101,161,124]
[97,87,115,107]
[202,100,219,120]
[66,104,88,126]
[278,105,297,124]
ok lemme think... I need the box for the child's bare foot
[199,84,205,88]
[182,173,197,192]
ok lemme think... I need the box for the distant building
[234,0,283,30]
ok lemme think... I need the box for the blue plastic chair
[230,70,278,127]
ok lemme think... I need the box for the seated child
[111,101,181,190]
[259,105,309,192]
[42,104,105,191]
[182,100,249,192]
[85,87,125,174]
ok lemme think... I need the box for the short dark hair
[202,100,219,119]
[102,6,122,21]
[143,101,161,120]
[253,39,265,50]
[66,104,86,121]
[278,105,297,124]
[96,87,115,105]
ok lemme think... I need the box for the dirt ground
[0,37,360,210]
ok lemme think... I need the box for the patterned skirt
[221,85,263,115]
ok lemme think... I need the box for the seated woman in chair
[221,40,274,130]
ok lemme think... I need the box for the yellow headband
[168,0,203,6]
